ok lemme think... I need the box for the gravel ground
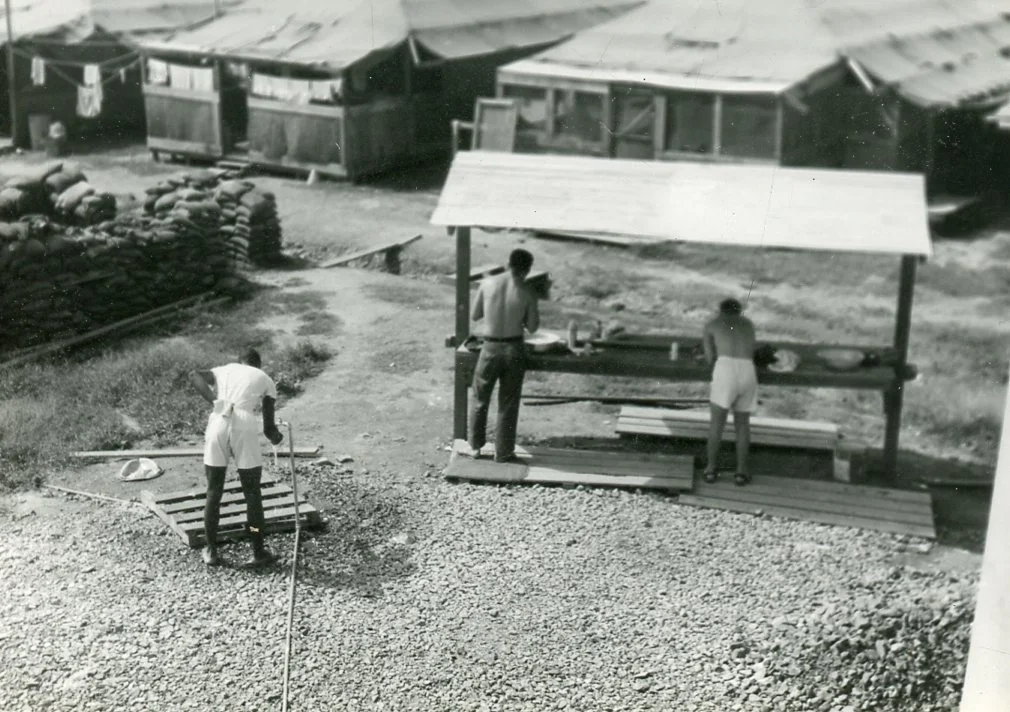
[0,459,979,712]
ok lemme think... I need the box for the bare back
[704,314,756,362]
[472,271,539,338]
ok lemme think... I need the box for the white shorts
[710,357,758,413]
[204,414,263,470]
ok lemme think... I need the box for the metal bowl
[817,348,864,371]
[525,330,566,353]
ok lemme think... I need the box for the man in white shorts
[702,298,758,485]
[190,348,284,567]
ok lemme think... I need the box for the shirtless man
[702,298,757,485]
[190,348,284,567]
[462,248,540,463]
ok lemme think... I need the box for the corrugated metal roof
[1,1,235,43]
[500,0,1008,94]
[848,18,1010,108]
[140,0,409,68]
[431,151,932,257]
[140,0,639,69]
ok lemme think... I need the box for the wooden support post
[453,226,472,440]
[961,365,1010,708]
[882,254,917,477]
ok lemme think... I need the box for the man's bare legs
[704,404,729,482]
[733,411,752,484]
[203,466,227,566]
[238,466,275,566]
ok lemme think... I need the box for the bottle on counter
[567,320,578,351]
[669,341,679,361]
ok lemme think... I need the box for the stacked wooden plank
[445,440,694,492]
[616,407,839,451]
[141,478,323,548]
[678,475,936,539]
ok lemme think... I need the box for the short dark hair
[719,298,743,315]
[508,248,534,274]
[241,348,262,368]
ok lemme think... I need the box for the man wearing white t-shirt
[190,348,284,567]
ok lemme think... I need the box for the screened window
[553,90,604,143]
[665,91,715,154]
[613,88,655,159]
[720,94,778,159]
[501,85,547,131]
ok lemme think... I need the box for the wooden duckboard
[140,478,323,548]
[445,440,693,492]
[617,407,840,451]
[679,475,935,539]
[320,234,422,268]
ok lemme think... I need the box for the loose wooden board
[73,446,322,459]
[319,234,422,268]
[445,440,693,492]
[679,475,935,539]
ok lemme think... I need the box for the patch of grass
[296,310,342,336]
[904,378,1005,461]
[915,261,1010,298]
[272,340,334,397]
[0,300,335,490]
[372,340,431,374]
[362,282,447,310]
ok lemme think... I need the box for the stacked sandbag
[142,170,282,266]
[0,161,117,226]
[0,208,246,350]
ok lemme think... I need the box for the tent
[1,0,223,147]
[494,0,1010,192]
[136,0,640,179]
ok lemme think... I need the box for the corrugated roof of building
[1,1,234,43]
[431,151,933,257]
[139,0,641,70]
[499,0,1009,96]
[848,18,1010,108]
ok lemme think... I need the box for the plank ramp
[140,479,323,548]
[445,440,693,492]
[319,234,422,268]
[617,406,840,451]
[679,475,935,539]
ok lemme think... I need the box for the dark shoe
[702,469,719,484]
[457,443,483,459]
[242,550,278,568]
[734,472,752,486]
[494,455,524,465]
[202,548,222,567]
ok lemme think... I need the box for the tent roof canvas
[138,0,641,70]
[430,151,932,257]
[499,0,1009,96]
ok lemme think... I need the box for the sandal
[734,472,752,486]
[702,469,719,484]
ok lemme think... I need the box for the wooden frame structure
[431,151,933,479]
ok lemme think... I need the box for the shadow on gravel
[523,435,993,554]
[294,474,418,598]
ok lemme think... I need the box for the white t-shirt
[210,363,277,431]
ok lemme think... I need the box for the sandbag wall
[143,169,282,266]
[0,162,116,226]
[0,208,244,350]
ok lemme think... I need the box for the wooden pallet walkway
[678,475,935,539]
[141,479,323,548]
[445,440,693,492]
[617,407,840,451]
